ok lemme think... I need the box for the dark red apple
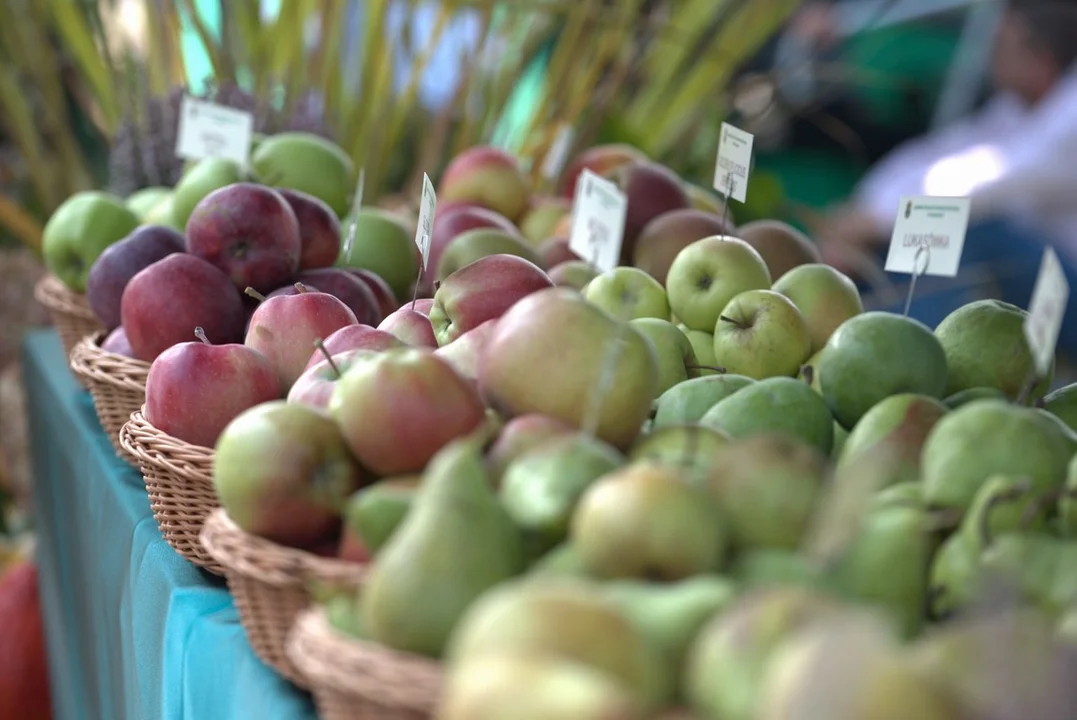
[101,326,135,358]
[86,225,186,330]
[347,268,399,321]
[303,325,404,371]
[121,254,246,362]
[297,268,380,326]
[276,188,342,270]
[185,182,301,293]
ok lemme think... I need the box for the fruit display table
[21,329,315,720]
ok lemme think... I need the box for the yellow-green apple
[583,266,671,321]
[712,289,813,379]
[296,268,380,326]
[429,254,553,346]
[486,414,576,481]
[304,325,403,371]
[213,400,366,547]
[144,327,282,448]
[549,260,599,291]
[560,143,647,200]
[685,183,725,215]
[289,348,379,409]
[328,348,487,474]
[519,197,571,246]
[438,146,531,222]
[609,161,690,264]
[436,228,541,283]
[478,287,660,449]
[276,188,342,270]
[42,190,141,292]
[424,205,519,296]
[121,253,247,362]
[772,263,864,354]
[632,208,735,285]
[736,220,821,281]
[86,224,185,329]
[336,208,417,301]
[346,268,399,320]
[185,183,302,292]
[101,327,135,358]
[666,236,772,333]
[171,157,245,228]
[245,285,359,390]
[537,236,581,269]
[629,318,699,394]
[679,325,722,377]
[250,132,355,217]
[377,306,438,347]
[434,319,499,385]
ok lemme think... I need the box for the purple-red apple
[86,224,186,330]
[537,236,581,269]
[347,268,399,321]
[429,254,553,346]
[560,143,647,200]
[437,146,531,222]
[328,348,487,475]
[144,328,282,448]
[289,348,378,409]
[121,253,247,362]
[433,319,498,384]
[297,268,380,326]
[276,187,342,271]
[304,325,404,371]
[101,326,135,357]
[185,182,302,292]
[245,285,358,391]
[423,204,519,296]
[377,307,438,348]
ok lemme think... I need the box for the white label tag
[415,173,437,271]
[175,96,254,169]
[542,124,574,181]
[1024,247,1070,376]
[884,196,970,277]
[342,168,366,257]
[713,122,754,203]
[569,169,627,273]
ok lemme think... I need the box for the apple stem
[313,338,342,379]
[718,315,746,330]
[245,287,267,303]
[294,282,310,294]
[193,327,212,345]
[799,365,814,386]
[685,364,726,374]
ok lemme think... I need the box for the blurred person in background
[813,0,1077,354]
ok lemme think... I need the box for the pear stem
[978,479,1033,551]
[313,338,341,379]
[194,327,211,345]
[719,314,746,330]
[294,282,310,294]
[685,364,726,374]
[245,287,267,303]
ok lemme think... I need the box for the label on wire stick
[885,196,970,277]
[342,168,366,257]
[569,169,626,273]
[1024,247,1070,376]
[713,122,754,203]
[175,96,254,169]
[415,173,437,271]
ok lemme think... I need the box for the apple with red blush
[276,188,342,270]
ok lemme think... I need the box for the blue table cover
[22,330,316,720]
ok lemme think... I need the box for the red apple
[144,328,282,448]
[347,268,399,321]
[433,319,498,384]
[101,326,135,358]
[328,348,487,475]
[377,307,438,348]
[245,284,359,391]
[537,236,581,269]
[423,205,519,295]
[437,146,531,222]
[289,348,379,409]
[121,253,246,362]
[276,187,342,270]
[303,325,404,371]
[297,268,380,326]
[185,182,301,292]
[428,254,553,346]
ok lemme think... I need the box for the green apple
[171,156,245,228]
[337,208,417,301]
[771,263,863,354]
[42,191,141,292]
[653,374,754,428]
[251,132,355,217]
[629,318,697,394]
[679,324,721,376]
[125,186,171,220]
[665,236,771,333]
[712,289,812,380]
[583,266,670,321]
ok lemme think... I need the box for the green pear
[571,462,727,580]
[500,433,623,552]
[872,481,923,510]
[926,534,981,621]
[437,228,541,282]
[935,299,1051,402]
[438,655,644,720]
[921,399,1073,516]
[629,318,699,394]
[944,386,1007,409]
[446,579,669,712]
[529,543,592,579]
[171,156,245,228]
[701,435,828,551]
[1042,382,1077,431]
[125,186,171,220]
[360,428,524,657]
[684,587,845,720]
[679,325,721,376]
[731,549,828,592]
[700,376,834,456]
[818,312,948,429]
[324,592,367,639]
[652,374,754,428]
[627,425,730,482]
[836,394,949,489]
[343,475,421,555]
[336,208,416,300]
[603,576,737,702]
[251,132,355,217]
[958,474,1046,556]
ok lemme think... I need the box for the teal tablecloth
[22,329,316,720]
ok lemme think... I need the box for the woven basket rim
[69,332,151,391]
[34,273,97,321]
[201,508,366,589]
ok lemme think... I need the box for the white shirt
[855,70,1077,263]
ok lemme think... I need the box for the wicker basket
[200,509,367,687]
[118,408,220,573]
[69,333,150,455]
[288,608,442,719]
[33,274,103,360]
